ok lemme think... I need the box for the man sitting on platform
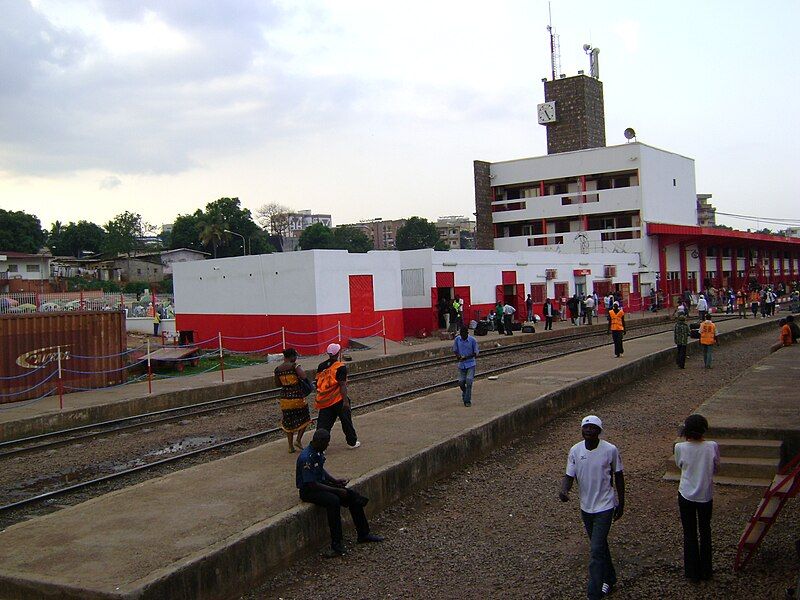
[296,429,384,557]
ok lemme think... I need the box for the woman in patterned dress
[273,348,312,452]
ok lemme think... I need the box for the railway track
[0,316,739,515]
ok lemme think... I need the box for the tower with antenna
[546,3,561,81]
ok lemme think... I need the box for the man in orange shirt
[699,315,718,369]
[315,343,360,449]
[770,318,794,353]
[607,302,625,358]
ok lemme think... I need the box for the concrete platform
[0,316,777,599]
[0,312,672,443]
[697,344,800,458]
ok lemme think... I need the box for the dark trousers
[678,493,713,580]
[503,314,513,335]
[316,401,358,446]
[676,344,687,368]
[581,508,617,600]
[300,487,370,548]
[611,330,624,356]
[698,310,707,322]
[545,316,553,330]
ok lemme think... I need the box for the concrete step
[671,437,783,459]
[665,455,780,482]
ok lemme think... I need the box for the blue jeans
[457,366,475,405]
[581,508,617,600]
[702,344,713,368]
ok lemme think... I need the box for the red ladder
[735,451,800,571]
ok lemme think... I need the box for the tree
[170,211,205,251]
[199,222,226,258]
[0,209,46,254]
[256,202,292,236]
[102,211,154,256]
[396,216,448,251]
[332,226,373,253]
[59,221,105,257]
[298,222,334,250]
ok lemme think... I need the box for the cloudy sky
[1,0,798,232]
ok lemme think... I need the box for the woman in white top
[674,414,720,583]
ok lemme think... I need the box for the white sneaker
[348,441,361,449]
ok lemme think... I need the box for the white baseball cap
[581,415,603,430]
[326,343,341,356]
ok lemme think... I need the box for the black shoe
[357,533,384,544]
[352,493,369,507]
[601,582,615,596]
[464,401,471,407]
[322,545,346,558]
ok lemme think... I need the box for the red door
[349,275,375,331]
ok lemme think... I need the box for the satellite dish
[623,127,637,141]
[583,43,592,52]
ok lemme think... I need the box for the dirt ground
[245,328,799,600]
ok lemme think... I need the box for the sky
[1,0,798,233]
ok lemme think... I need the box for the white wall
[638,145,697,226]
[490,143,642,185]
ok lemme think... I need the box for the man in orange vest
[315,343,360,448]
[699,315,718,369]
[607,302,625,357]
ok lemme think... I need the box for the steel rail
[0,316,729,459]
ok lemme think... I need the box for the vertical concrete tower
[543,74,606,154]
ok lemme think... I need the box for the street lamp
[224,229,247,255]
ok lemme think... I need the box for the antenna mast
[546,2,561,81]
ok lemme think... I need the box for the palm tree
[199,222,226,258]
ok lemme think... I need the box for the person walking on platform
[494,301,505,335]
[567,294,580,326]
[274,348,312,453]
[297,429,383,557]
[749,290,760,319]
[736,291,746,319]
[674,414,719,583]
[696,294,708,322]
[543,298,555,331]
[526,294,534,323]
[559,415,625,600]
[315,343,360,448]
[607,302,625,357]
[699,315,717,369]
[453,325,479,407]
[153,310,161,336]
[674,314,690,369]
[503,301,516,336]
[584,294,595,326]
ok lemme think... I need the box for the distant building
[339,218,407,250]
[436,216,476,249]
[780,226,800,238]
[696,194,716,227]
[286,210,332,238]
[0,251,53,293]
[132,248,209,276]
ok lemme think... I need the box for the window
[736,249,745,258]
[722,248,730,258]
[401,269,425,297]
[706,247,717,257]
[613,176,630,188]
[530,283,546,303]
[7,264,18,272]
[26,264,40,272]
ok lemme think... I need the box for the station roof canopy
[647,223,800,249]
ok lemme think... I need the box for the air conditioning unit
[604,265,617,278]
[545,269,557,280]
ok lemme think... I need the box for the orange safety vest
[315,360,345,410]
[699,321,716,345]
[608,309,624,331]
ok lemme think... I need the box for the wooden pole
[382,316,387,355]
[147,338,152,394]
[281,326,286,351]
[218,332,225,382]
[57,345,64,410]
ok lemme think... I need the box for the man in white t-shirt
[559,415,626,600]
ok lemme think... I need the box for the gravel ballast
[245,327,799,600]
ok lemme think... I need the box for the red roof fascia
[647,223,800,246]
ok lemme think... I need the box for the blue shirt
[295,445,328,489]
[452,335,479,370]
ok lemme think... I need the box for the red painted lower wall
[177,310,405,355]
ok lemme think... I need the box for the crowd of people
[276,280,797,574]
